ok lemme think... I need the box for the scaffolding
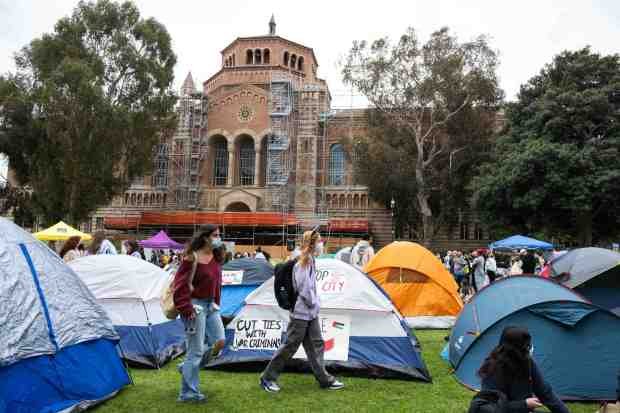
[169,84,208,210]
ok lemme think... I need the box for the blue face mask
[211,237,223,249]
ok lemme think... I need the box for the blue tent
[489,234,553,251]
[550,247,620,316]
[0,218,130,413]
[221,258,274,319]
[449,276,620,400]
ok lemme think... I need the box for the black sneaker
[260,378,281,393]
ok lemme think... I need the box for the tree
[342,27,502,241]
[0,0,176,226]
[472,48,620,245]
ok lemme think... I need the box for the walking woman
[173,225,226,403]
[260,230,344,393]
[126,240,143,259]
[478,326,569,413]
[59,236,81,263]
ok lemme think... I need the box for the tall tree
[0,0,176,225]
[472,48,620,245]
[342,27,502,241]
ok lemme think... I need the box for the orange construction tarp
[364,241,463,320]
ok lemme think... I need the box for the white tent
[208,258,431,381]
[68,255,185,367]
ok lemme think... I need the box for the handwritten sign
[315,268,346,295]
[222,270,244,285]
[232,318,283,351]
[294,315,351,361]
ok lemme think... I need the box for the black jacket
[480,360,569,413]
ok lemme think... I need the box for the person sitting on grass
[478,326,569,413]
[260,229,344,393]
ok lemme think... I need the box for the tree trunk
[415,159,433,244]
[576,209,593,246]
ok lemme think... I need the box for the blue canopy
[449,276,620,400]
[489,234,553,251]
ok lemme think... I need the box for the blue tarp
[221,258,274,319]
[116,320,185,368]
[449,276,620,401]
[489,235,553,251]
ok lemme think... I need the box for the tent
[550,247,620,315]
[364,241,463,328]
[207,258,431,381]
[221,258,274,319]
[489,234,553,251]
[448,276,620,400]
[0,217,129,413]
[68,255,185,368]
[139,230,184,250]
[33,220,93,241]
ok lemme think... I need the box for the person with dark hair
[173,224,226,403]
[59,236,81,263]
[351,233,374,269]
[88,231,117,255]
[477,326,569,413]
[260,230,344,393]
[126,239,142,259]
[521,249,537,275]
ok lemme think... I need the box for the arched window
[298,56,304,71]
[264,49,270,64]
[137,194,142,206]
[150,193,155,205]
[353,195,360,209]
[232,54,236,66]
[163,194,167,205]
[328,144,345,185]
[246,49,253,64]
[283,51,289,66]
[290,54,297,69]
[339,194,345,209]
[124,193,129,205]
[238,137,255,186]
[254,49,262,64]
[213,138,228,186]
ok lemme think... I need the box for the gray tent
[550,247,620,315]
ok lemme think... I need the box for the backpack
[274,258,298,311]
[467,390,508,413]
[354,244,368,266]
[161,253,198,320]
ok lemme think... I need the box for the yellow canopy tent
[33,221,93,241]
[364,241,463,328]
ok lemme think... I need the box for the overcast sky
[1,0,619,109]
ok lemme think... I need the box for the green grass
[95,330,596,412]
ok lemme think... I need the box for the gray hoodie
[292,258,320,321]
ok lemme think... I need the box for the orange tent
[364,241,463,328]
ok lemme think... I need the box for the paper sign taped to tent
[315,268,347,295]
[232,318,283,351]
[294,315,351,361]
[222,270,244,285]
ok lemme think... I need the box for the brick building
[91,17,491,256]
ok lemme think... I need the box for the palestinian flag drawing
[332,321,345,330]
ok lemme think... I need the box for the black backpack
[274,259,298,310]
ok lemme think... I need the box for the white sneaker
[260,378,281,393]
[326,380,345,390]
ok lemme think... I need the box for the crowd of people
[439,248,551,300]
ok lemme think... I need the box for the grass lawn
[95,330,596,412]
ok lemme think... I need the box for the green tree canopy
[472,47,620,245]
[342,27,502,241]
[0,0,176,226]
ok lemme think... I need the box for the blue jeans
[178,298,225,401]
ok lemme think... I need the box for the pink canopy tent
[138,230,185,250]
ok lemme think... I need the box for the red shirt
[173,258,222,318]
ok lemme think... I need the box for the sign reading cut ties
[232,318,284,351]
[222,270,244,285]
[294,314,351,362]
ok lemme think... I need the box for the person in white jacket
[485,252,498,283]
[350,234,374,269]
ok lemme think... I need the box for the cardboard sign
[222,270,244,285]
[294,315,351,361]
[315,268,346,296]
[232,318,283,351]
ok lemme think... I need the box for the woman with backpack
[260,230,344,393]
[473,326,569,413]
[173,225,226,403]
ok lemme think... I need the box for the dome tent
[207,258,431,381]
[68,255,185,368]
[221,257,274,320]
[364,241,463,328]
[550,247,620,315]
[0,218,129,413]
[449,276,620,401]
